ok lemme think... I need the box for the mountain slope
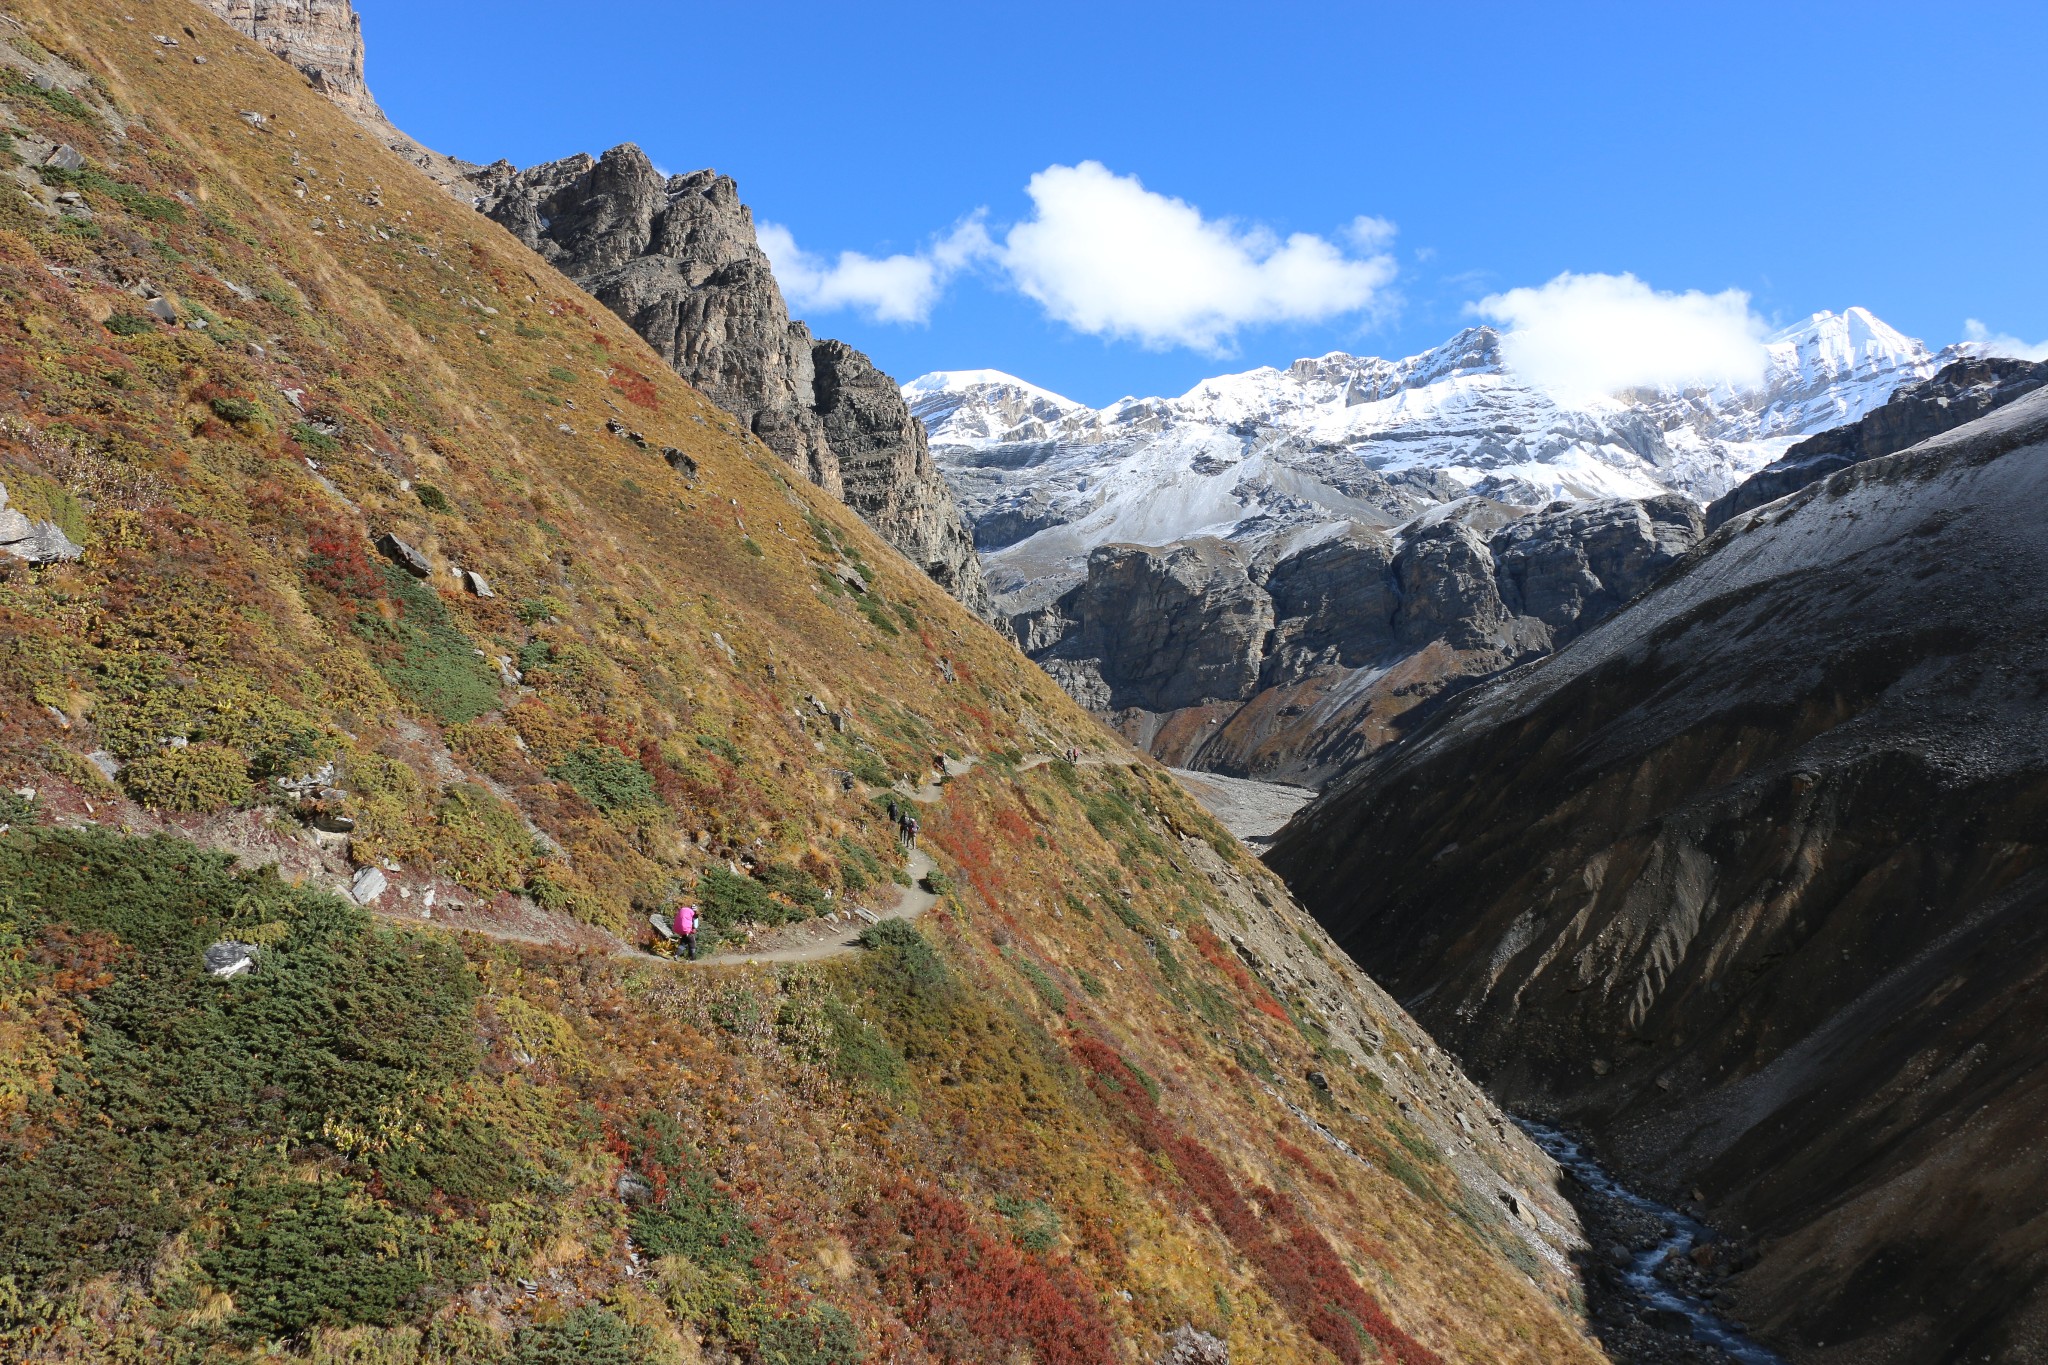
[0,4,1603,1362]
[1267,385,2048,1363]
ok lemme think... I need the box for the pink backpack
[674,904,698,936]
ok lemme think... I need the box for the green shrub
[629,1168,764,1271]
[204,1179,428,1340]
[754,1301,861,1365]
[0,787,38,828]
[754,860,828,915]
[545,366,576,384]
[433,782,538,893]
[5,69,93,122]
[694,734,741,765]
[816,998,906,1098]
[548,745,659,813]
[514,1306,659,1365]
[354,566,501,724]
[414,482,450,513]
[0,829,486,1305]
[994,1194,1062,1254]
[1010,953,1068,1016]
[291,421,340,454]
[209,396,261,425]
[103,311,154,336]
[119,741,250,812]
[696,866,788,930]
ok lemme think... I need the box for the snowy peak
[913,309,1945,611]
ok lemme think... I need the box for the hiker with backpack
[672,900,699,961]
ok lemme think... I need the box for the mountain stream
[1516,1118,1784,1365]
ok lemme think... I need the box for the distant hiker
[673,901,699,961]
[904,815,919,849]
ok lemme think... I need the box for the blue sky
[357,0,2047,406]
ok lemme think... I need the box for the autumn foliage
[1072,1036,1441,1365]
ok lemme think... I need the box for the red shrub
[1070,1035,1440,1365]
[608,363,660,410]
[303,523,382,600]
[1189,924,1291,1021]
[855,1182,1115,1365]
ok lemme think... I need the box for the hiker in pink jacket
[672,902,699,961]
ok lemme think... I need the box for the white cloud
[758,217,991,325]
[998,162,1396,354]
[1962,318,2048,361]
[1470,271,1769,401]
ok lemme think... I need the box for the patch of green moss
[118,741,250,812]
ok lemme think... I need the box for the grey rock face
[1158,1324,1230,1364]
[375,532,430,578]
[1392,521,1514,650]
[1019,494,1697,781]
[1706,354,2048,529]
[468,147,991,616]
[1259,529,1399,686]
[1057,540,1273,712]
[812,339,989,616]
[1492,494,1703,645]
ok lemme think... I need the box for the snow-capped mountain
[908,308,1951,610]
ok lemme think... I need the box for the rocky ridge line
[194,1,993,620]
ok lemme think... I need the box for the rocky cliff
[468,147,992,617]
[1022,494,1701,783]
[1705,352,2048,528]
[1268,387,2048,1363]
[192,1,991,619]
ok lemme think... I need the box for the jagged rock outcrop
[1043,540,1273,713]
[1016,495,1701,783]
[467,147,991,616]
[811,339,986,609]
[1268,388,2048,1363]
[1705,353,2048,529]
[1494,494,1702,646]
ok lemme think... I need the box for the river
[1516,1118,1785,1365]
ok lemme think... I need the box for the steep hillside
[1705,353,2048,529]
[1269,386,2048,1362]
[0,4,1604,1362]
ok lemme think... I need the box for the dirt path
[709,847,939,965]
[366,747,1134,968]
